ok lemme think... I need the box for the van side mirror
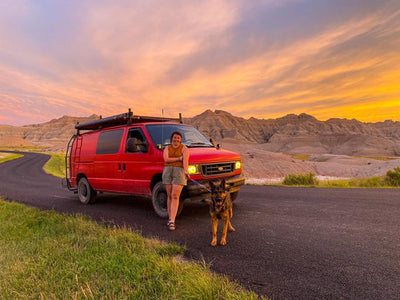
[127,138,148,153]
[209,138,221,149]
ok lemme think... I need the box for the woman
[162,131,189,230]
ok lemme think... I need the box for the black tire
[152,181,184,218]
[230,191,239,201]
[77,177,96,204]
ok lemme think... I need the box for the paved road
[1,152,400,299]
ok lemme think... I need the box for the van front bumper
[183,173,245,201]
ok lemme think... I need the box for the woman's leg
[165,184,173,218]
[168,184,183,223]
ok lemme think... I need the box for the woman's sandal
[167,221,176,231]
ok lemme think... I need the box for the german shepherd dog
[208,179,235,246]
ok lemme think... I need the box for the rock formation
[1,110,400,157]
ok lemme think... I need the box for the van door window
[126,128,148,153]
[96,129,124,155]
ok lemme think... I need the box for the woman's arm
[163,146,182,163]
[182,146,189,176]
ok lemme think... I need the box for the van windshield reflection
[145,124,214,148]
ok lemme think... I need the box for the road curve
[1,152,400,299]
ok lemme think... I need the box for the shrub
[283,173,319,186]
[384,167,400,187]
[358,176,384,188]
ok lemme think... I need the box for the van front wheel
[152,182,184,218]
[78,177,96,204]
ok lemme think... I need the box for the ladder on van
[63,134,78,192]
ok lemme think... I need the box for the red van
[65,109,245,218]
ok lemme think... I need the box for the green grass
[43,153,66,178]
[354,156,398,161]
[282,173,319,186]
[0,199,261,299]
[320,172,400,188]
[0,153,24,163]
[282,169,400,188]
[318,177,386,188]
[0,145,46,152]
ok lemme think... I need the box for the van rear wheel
[152,182,184,218]
[78,177,96,204]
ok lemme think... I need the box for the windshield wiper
[187,142,212,147]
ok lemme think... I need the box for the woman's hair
[170,131,182,142]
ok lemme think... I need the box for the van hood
[188,147,241,164]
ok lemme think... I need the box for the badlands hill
[1,110,399,181]
[0,115,98,151]
[188,110,400,156]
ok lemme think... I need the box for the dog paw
[229,226,235,232]
[211,239,217,246]
[220,239,226,246]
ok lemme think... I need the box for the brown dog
[208,179,235,246]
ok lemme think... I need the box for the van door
[93,128,125,192]
[119,127,154,195]
[70,135,83,184]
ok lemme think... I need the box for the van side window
[126,128,147,153]
[96,129,124,155]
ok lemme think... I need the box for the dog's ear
[209,180,215,190]
[221,178,226,190]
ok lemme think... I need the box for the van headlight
[188,164,200,175]
[235,161,242,170]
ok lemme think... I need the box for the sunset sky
[1,0,399,126]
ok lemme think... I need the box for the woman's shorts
[162,166,187,186]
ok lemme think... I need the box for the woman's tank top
[165,144,184,167]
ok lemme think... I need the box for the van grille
[202,162,234,176]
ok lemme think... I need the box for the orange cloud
[0,1,399,125]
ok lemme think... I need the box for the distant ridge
[0,115,99,151]
[188,110,400,142]
[1,110,399,156]
[186,110,400,156]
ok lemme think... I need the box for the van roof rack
[75,108,183,131]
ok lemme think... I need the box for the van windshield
[145,124,214,148]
